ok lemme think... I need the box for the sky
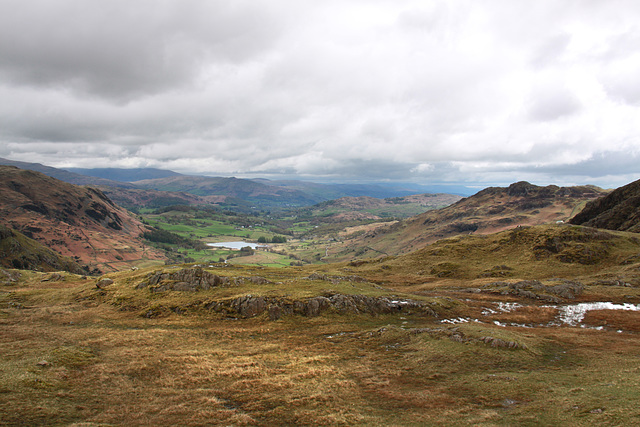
[1,0,640,189]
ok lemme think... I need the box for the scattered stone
[248,276,271,285]
[268,304,282,321]
[483,279,583,301]
[36,360,51,367]
[479,336,527,349]
[502,399,518,408]
[96,278,114,289]
[0,268,21,284]
[306,272,369,285]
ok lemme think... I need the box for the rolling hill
[297,193,463,221]
[0,166,165,272]
[132,175,324,207]
[326,181,608,260]
[96,187,218,210]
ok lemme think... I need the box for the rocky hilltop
[569,178,640,232]
[0,166,165,272]
[330,181,607,260]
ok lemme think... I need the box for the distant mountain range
[0,158,469,209]
[65,167,182,182]
[4,156,640,277]
[0,157,136,188]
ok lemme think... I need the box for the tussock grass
[3,244,640,426]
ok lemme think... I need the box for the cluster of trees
[142,227,208,250]
[257,235,287,244]
[226,246,254,260]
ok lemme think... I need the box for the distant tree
[257,236,267,243]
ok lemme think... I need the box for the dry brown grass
[2,256,640,425]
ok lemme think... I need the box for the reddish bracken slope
[0,166,165,272]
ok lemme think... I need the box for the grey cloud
[1,1,640,190]
[530,33,571,68]
[0,0,284,101]
[521,150,640,179]
[600,65,640,106]
[527,84,581,122]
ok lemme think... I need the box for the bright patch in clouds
[0,0,639,188]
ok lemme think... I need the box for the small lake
[207,241,265,250]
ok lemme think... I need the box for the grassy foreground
[2,224,640,425]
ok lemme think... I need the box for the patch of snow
[555,302,640,326]
[441,317,469,324]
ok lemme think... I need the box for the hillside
[298,193,462,221]
[326,181,607,260]
[569,178,640,232]
[2,221,640,425]
[0,224,86,274]
[0,166,165,272]
[97,187,219,210]
[132,175,321,208]
[362,223,640,283]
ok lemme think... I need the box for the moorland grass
[3,223,640,425]
[2,264,640,425]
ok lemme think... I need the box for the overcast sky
[1,0,639,188]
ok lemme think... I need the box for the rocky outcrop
[482,279,584,302]
[135,267,434,320]
[201,293,433,320]
[135,267,273,292]
[188,293,436,320]
[405,326,527,350]
[306,272,369,284]
[137,267,229,291]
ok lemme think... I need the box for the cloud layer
[1,0,640,188]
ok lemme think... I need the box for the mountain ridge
[0,157,136,188]
[327,181,608,260]
[569,178,640,232]
[65,167,182,182]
